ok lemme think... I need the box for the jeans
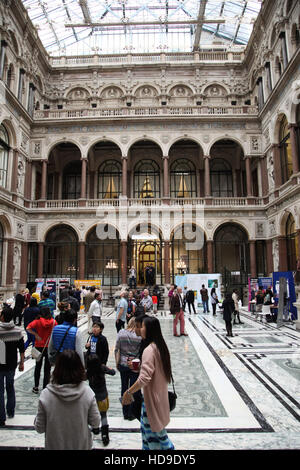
[34,348,51,389]
[129,277,136,289]
[119,364,139,418]
[24,331,35,349]
[187,301,196,314]
[202,300,209,312]
[0,369,16,423]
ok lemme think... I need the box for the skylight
[21,0,262,56]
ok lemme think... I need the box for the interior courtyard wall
[0,0,299,297]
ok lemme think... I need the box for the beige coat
[137,343,170,432]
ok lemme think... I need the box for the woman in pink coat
[122,316,174,450]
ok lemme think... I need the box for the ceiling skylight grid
[20,0,262,56]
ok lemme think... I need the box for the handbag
[168,374,177,412]
[31,346,42,361]
[49,325,72,366]
[31,319,55,362]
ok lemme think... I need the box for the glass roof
[21,0,262,56]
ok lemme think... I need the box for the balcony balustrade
[29,196,264,210]
[34,104,258,121]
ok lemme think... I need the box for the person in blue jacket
[48,309,84,366]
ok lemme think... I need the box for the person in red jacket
[26,307,57,394]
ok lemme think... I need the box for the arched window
[170,159,196,198]
[210,159,233,197]
[0,124,9,188]
[62,161,81,199]
[0,223,3,286]
[279,116,293,184]
[286,213,298,271]
[214,224,249,274]
[98,160,121,199]
[134,159,160,199]
[45,225,78,279]
[86,225,120,285]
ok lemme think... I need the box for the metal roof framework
[21,0,262,56]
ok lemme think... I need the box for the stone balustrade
[49,50,244,67]
[28,196,265,210]
[34,104,257,120]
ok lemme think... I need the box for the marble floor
[1,306,300,451]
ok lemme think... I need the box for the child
[86,353,116,446]
[85,321,109,366]
[152,294,158,315]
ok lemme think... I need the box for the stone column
[24,159,32,207]
[244,156,253,197]
[40,160,48,200]
[207,240,213,274]
[80,158,87,199]
[278,236,288,272]
[272,144,282,190]
[260,155,269,198]
[121,241,127,285]
[20,242,28,286]
[122,156,128,197]
[249,240,256,278]
[11,149,19,200]
[288,124,299,175]
[164,241,170,285]
[204,155,211,197]
[163,155,170,198]
[266,239,274,275]
[78,242,86,280]
[6,238,14,286]
[37,242,44,278]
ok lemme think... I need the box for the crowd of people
[0,278,251,450]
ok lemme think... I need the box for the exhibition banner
[273,271,297,320]
[248,277,272,310]
[74,279,102,290]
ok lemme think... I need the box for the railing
[34,104,258,120]
[49,50,244,67]
[29,197,264,210]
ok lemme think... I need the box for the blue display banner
[273,271,297,320]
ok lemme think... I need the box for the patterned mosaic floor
[1,306,300,450]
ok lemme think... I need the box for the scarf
[0,321,23,365]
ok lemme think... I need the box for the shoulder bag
[168,374,177,412]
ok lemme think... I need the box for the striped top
[114,329,141,366]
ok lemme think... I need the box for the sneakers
[32,387,39,394]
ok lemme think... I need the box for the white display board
[175,273,222,307]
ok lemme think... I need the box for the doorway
[128,238,162,285]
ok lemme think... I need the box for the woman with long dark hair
[122,316,174,450]
[34,350,100,450]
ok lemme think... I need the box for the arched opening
[98,160,122,199]
[86,225,120,285]
[133,159,160,199]
[169,139,201,197]
[279,115,293,184]
[286,213,298,271]
[170,158,197,198]
[171,224,206,279]
[0,124,9,189]
[210,158,233,197]
[296,103,300,169]
[89,140,122,199]
[210,139,246,197]
[46,142,82,200]
[44,225,79,280]
[214,223,249,274]
[130,140,162,199]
